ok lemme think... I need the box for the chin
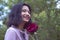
[24,20,29,22]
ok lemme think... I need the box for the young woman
[4,3,38,40]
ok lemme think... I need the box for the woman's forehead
[22,5,29,10]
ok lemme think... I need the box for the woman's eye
[22,9,30,14]
[22,10,30,13]
[28,11,30,13]
[22,10,26,12]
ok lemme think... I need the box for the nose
[26,12,31,17]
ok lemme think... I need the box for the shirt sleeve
[4,29,17,40]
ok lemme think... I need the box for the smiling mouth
[23,15,30,19]
[25,16,30,20]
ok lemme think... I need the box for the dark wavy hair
[7,3,32,28]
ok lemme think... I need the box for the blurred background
[0,0,60,40]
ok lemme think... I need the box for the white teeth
[22,15,30,19]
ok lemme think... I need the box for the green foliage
[0,25,7,40]
[0,0,60,40]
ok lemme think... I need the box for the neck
[18,22,26,31]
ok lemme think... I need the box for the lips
[23,15,31,20]
[25,17,30,20]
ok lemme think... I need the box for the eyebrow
[22,9,29,10]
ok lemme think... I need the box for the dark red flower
[26,23,38,33]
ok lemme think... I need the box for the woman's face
[21,5,31,22]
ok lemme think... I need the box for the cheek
[21,12,25,17]
[21,12,25,15]
[21,13,25,20]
